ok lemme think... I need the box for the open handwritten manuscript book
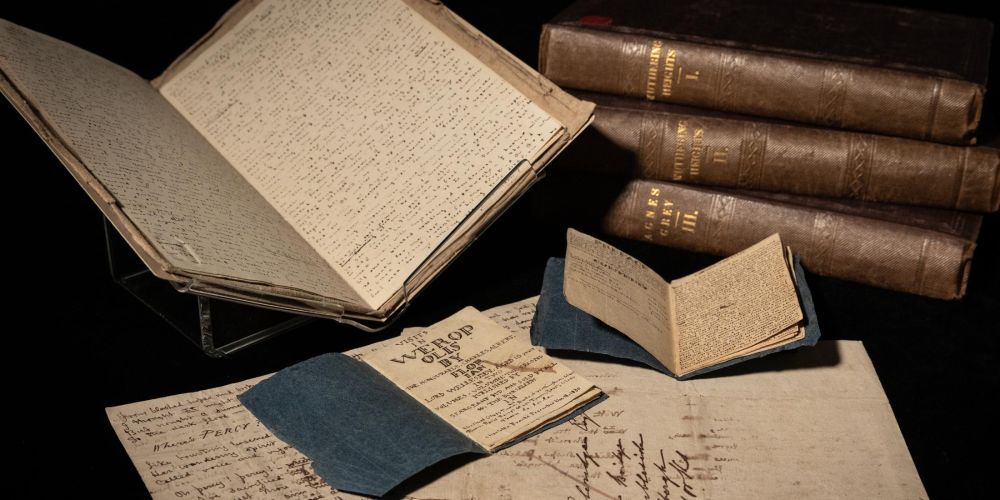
[0,0,592,324]
[563,229,811,378]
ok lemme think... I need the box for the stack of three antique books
[536,0,997,299]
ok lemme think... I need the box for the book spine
[719,188,982,241]
[539,25,984,144]
[560,104,1000,212]
[599,180,975,299]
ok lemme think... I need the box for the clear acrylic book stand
[104,220,314,357]
[101,160,533,356]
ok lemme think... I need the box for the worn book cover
[558,91,1000,212]
[539,0,992,143]
[533,174,978,299]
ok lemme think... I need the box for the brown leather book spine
[600,180,975,299]
[539,24,984,144]
[721,188,983,241]
[561,103,1000,212]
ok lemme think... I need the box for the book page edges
[148,0,595,321]
[0,72,379,321]
[153,0,595,141]
[151,0,263,89]
[0,70,174,283]
[402,0,594,138]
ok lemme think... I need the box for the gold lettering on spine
[670,120,705,180]
[642,187,660,241]
[639,188,700,239]
[672,120,688,180]
[660,48,677,97]
[712,148,729,166]
[661,199,675,223]
[645,41,663,100]
[689,127,704,178]
[681,211,699,233]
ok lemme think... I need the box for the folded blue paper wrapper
[238,352,605,497]
[531,256,821,380]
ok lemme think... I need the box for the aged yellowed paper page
[104,375,346,499]
[0,20,361,303]
[564,229,676,369]
[429,340,927,500]
[362,306,602,450]
[107,299,925,499]
[672,234,802,373]
[159,0,562,309]
[706,249,805,362]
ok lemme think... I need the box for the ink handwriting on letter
[633,433,651,499]
[605,438,630,487]
[569,413,602,433]
[574,436,601,500]
[655,449,698,500]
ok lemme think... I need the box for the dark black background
[1,1,997,498]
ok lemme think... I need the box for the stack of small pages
[532,229,819,379]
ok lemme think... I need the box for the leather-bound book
[539,0,992,144]
[558,92,1000,212]
[535,175,978,299]
[717,188,983,242]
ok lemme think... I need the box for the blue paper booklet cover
[531,230,820,379]
[239,307,604,497]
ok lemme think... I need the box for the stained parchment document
[107,298,925,499]
[565,229,805,377]
[0,0,592,321]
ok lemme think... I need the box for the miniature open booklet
[0,0,592,324]
[237,306,604,497]
[536,229,819,379]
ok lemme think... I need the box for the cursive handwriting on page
[160,0,561,309]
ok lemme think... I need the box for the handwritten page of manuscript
[159,0,562,309]
[0,20,359,302]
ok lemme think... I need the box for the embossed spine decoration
[558,101,1000,212]
[539,25,984,144]
[599,180,975,299]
